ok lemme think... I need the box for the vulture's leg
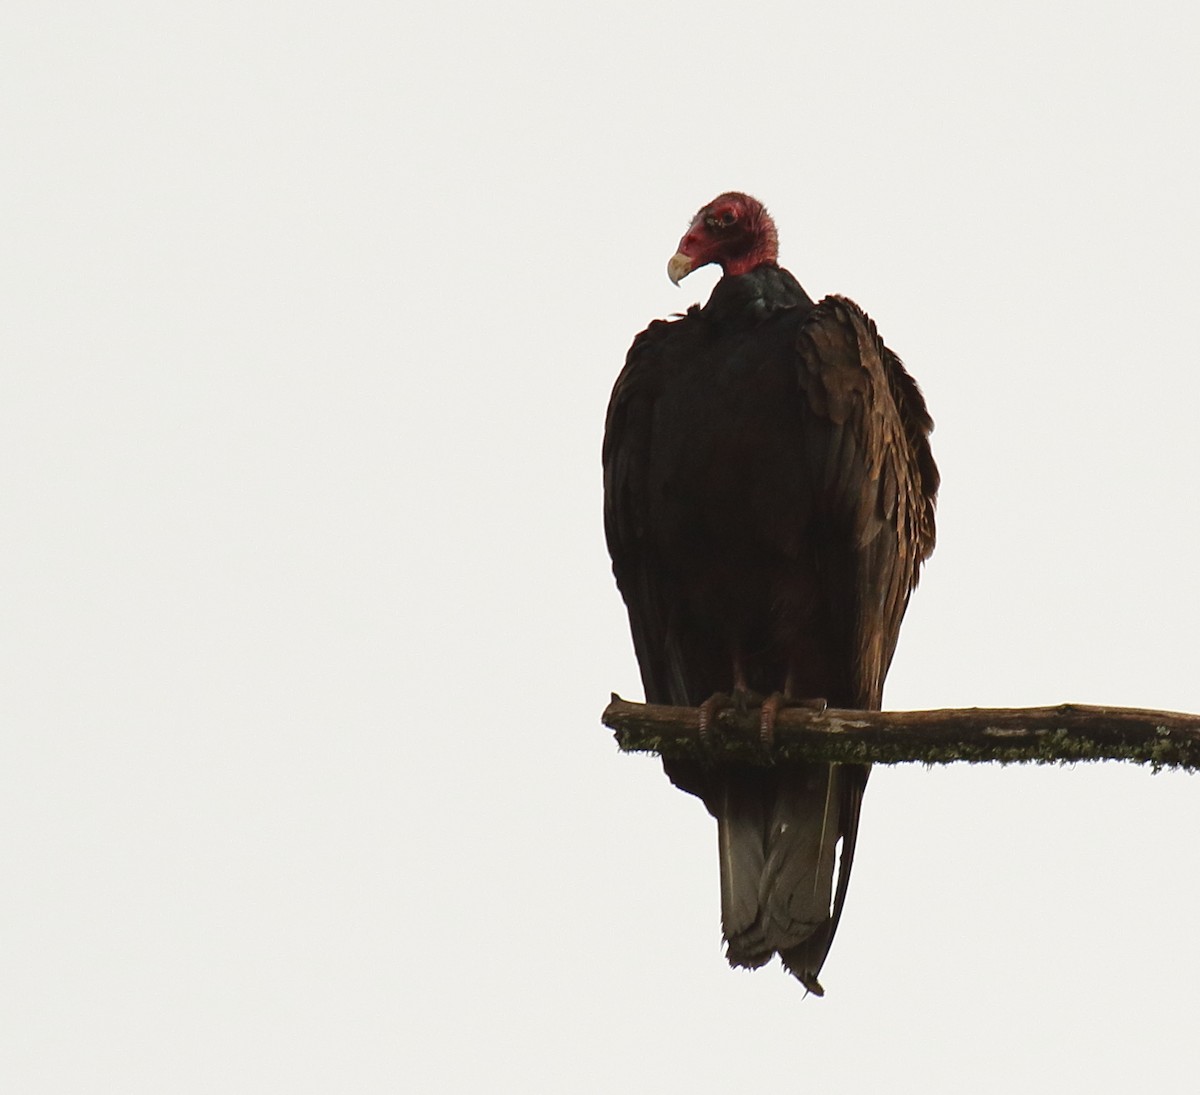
[698,655,762,739]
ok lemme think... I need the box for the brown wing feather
[603,318,687,708]
[771,295,936,985]
[794,294,937,708]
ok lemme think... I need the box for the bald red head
[667,192,780,284]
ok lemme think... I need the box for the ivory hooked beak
[667,251,694,286]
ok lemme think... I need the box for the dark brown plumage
[603,193,938,992]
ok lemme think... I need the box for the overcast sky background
[5,1,1200,1091]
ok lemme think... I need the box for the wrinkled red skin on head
[674,192,780,278]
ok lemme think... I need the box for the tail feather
[714,762,867,992]
[717,770,772,968]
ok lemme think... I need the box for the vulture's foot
[697,693,730,742]
[697,687,764,742]
[759,694,828,746]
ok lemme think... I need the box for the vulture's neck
[702,263,814,327]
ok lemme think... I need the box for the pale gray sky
[5,1,1200,1091]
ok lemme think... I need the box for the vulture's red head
[667,192,780,285]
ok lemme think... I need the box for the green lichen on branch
[602,696,1200,772]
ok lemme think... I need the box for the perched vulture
[603,193,938,993]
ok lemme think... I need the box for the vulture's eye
[721,211,737,225]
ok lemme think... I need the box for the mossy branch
[602,695,1200,771]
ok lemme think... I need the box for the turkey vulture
[603,193,938,993]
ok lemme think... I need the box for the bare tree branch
[602,696,1200,771]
